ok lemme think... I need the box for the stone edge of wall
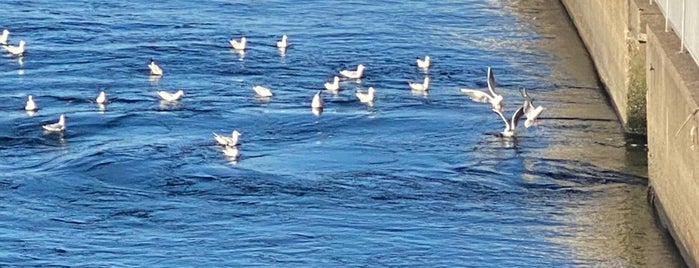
[646,6,699,267]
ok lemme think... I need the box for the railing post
[680,0,686,52]
[665,0,669,32]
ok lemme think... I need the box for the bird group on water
[460,67,546,137]
[4,28,545,162]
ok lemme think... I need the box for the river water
[0,0,686,266]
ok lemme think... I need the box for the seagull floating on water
[43,114,66,132]
[0,29,9,45]
[213,130,241,146]
[96,91,107,105]
[157,89,184,102]
[356,87,376,104]
[230,36,247,50]
[148,59,163,76]
[25,95,38,111]
[340,64,365,79]
[417,55,430,69]
[460,67,503,113]
[253,85,273,98]
[4,40,25,56]
[409,77,430,91]
[324,76,340,92]
[276,34,288,49]
[520,88,545,128]
[492,106,524,138]
[311,90,324,109]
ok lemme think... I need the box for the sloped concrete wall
[559,0,649,133]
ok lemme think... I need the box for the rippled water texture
[0,0,686,266]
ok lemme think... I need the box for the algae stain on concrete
[626,42,648,135]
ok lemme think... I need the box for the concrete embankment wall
[646,12,699,268]
[559,0,699,266]
[558,0,647,133]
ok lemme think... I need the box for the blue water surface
[0,0,685,267]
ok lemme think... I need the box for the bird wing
[253,86,272,97]
[520,88,534,115]
[492,108,509,129]
[213,132,229,145]
[324,79,338,91]
[460,89,492,103]
[356,92,371,102]
[43,121,64,131]
[339,70,353,78]
[510,105,525,130]
[157,91,177,101]
[408,81,421,90]
[486,67,497,97]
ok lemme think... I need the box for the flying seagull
[520,88,545,128]
[460,67,503,113]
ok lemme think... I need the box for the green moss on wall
[626,54,647,134]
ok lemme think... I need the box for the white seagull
[25,95,38,111]
[157,89,184,102]
[409,77,430,91]
[213,130,241,146]
[4,40,25,56]
[520,88,545,128]
[311,90,324,109]
[356,87,376,104]
[324,76,340,92]
[253,85,273,98]
[230,36,247,50]
[277,34,288,49]
[492,106,524,138]
[417,55,430,69]
[340,64,365,79]
[0,29,9,45]
[148,59,163,76]
[96,91,107,105]
[43,114,66,132]
[460,67,503,113]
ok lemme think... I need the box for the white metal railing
[651,0,699,65]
